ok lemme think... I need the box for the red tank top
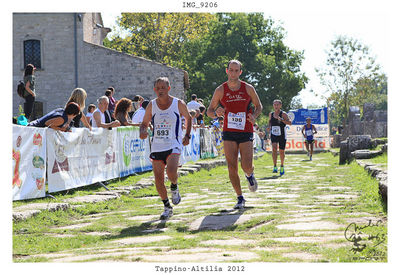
[220,81,253,133]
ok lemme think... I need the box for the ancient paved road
[17,153,387,262]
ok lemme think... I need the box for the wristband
[185,133,191,139]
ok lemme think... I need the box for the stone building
[13,13,188,119]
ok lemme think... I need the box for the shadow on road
[259,176,281,180]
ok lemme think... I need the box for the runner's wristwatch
[185,133,191,139]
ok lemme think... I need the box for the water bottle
[321,109,325,124]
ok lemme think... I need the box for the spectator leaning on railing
[114,97,140,127]
[66,88,92,131]
[28,102,81,132]
[92,96,120,129]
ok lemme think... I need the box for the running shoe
[273,166,278,173]
[307,152,310,157]
[234,198,246,209]
[280,166,285,176]
[171,186,181,205]
[160,206,173,220]
[310,155,312,161]
[246,173,258,192]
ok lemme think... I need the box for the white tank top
[91,108,105,128]
[151,97,183,153]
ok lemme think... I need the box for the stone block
[363,103,375,121]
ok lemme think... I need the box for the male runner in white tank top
[139,77,192,220]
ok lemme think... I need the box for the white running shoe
[160,207,173,220]
[246,173,258,192]
[234,198,246,209]
[171,186,181,205]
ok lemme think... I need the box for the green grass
[13,152,387,262]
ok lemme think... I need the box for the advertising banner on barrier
[180,127,201,164]
[200,128,217,159]
[47,128,119,193]
[12,125,46,201]
[253,133,263,152]
[211,128,224,156]
[265,108,330,152]
[116,126,152,177]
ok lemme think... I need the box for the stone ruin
[332,103,387,148]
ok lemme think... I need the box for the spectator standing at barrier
[131,100,149,123]
[187,93,201,119]
[187,94,201,111]
[268,99,292,175]
[302,117,317,160]
[139,77,192,220]
[189,110,199,128]
[28,102,80,131]
[92,96,120,129]
[107,87,117,118]
[207,59,263,209]
[131,94,144,113]
[85,104,96,126]
[23,64,36,121]
[197,105,206,127]
[114,97,140,127]
[66,88,92,130]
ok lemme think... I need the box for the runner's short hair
[273,99,282,104]
[154,77,170,87]
[227,59,242,70]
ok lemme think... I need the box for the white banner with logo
[180,127,201,165]
[200,128,217,159]
[12,125,46,200]
[116,126,152,177]
[47,128,119,193]
[265,124,330,151]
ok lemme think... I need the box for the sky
[101,1,389,108]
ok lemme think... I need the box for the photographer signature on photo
[344,219,386,253]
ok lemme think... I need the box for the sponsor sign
[117,126,152,177]
[287,107,328,125]
[12,125,46,200]
[47,127,118,193]
[180,128,201,164]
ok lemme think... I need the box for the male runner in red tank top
[207,60,263,209]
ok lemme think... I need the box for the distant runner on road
[207,59,263,209]
[140,77,192,220]
[302,117,317,160]
[267,99,292,175]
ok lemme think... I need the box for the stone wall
[13,13,77,117]
[80,42,185,106]
[13,13,186,117]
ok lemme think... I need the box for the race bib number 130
[227,112,246,130]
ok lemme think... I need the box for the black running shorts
[150,147,181,165]
[306,139,315,145]
[271,135,286,150]
[222,131,254,144]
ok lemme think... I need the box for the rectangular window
[24,40,41,69]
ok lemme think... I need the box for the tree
[104,13,214,67]
[290,96,303,110]
[316,36,382,126]
[104,13,307,111]
[182,13,307,113]
[351,73,387,112]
